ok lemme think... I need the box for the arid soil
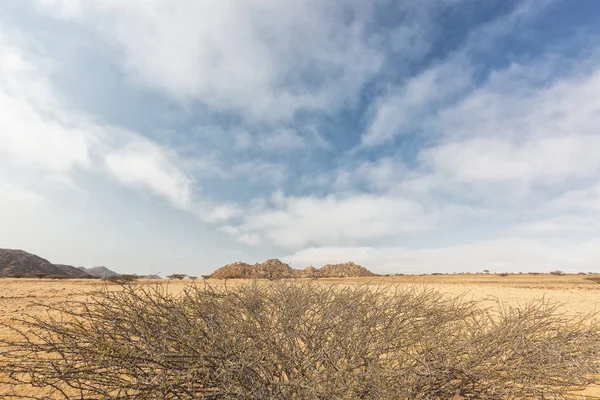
[1,274,599,398]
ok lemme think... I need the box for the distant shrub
[8,274,26,278]
[550,270,565,276]
[45,275,70,280]
[497,273,509,277]
[1,281,599,399]
[188,276,198,280]
[33,273,48,279]
[167,274,187,280]
[104,274,137,284]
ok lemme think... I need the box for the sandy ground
[1,274,599,397]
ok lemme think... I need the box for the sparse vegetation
[550,270,565,275]
[45,274,70,280]
[167,273,187,280]
[586,276,600,284]
[103,274,137,284]
[0,281,598,399]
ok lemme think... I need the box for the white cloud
[230,192,436,248]
[0,179,47,210]
[194,203,241,223]
[362,59,472,146]
[258,129,306,151]
[0,27,201,215]
[434,60,600,141]
[283,238,600,274]
[35,0,386,121]
[342,158,408,192]
[423,135,600,186]
[360,0,559,148]
[418,58,600,200]
[104,136,193,210]
[544,184,600,214]
[275,49,600,266]
[0,30,97,173]
[514,215,600,236]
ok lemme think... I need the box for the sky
[1,0,600,276]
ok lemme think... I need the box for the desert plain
[1,273,600,398]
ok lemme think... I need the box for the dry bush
[103,274,137,284]
[167,274,187,280]
[44,274,70,280]
[1,281,599,399]
[586,276,600,284]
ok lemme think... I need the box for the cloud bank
[1,0,600,274]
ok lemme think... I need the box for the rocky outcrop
[210,259,375,279]
[210,259,295,279]
[318,262,374,277]
[299,266,318,278]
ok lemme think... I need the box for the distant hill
[0,249,115,278]
[78,266,119,279]
[53,264,96,278]
[210,259,375,279]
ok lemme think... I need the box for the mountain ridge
[0,249,118,278]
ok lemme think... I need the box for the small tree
[33,273,48,279]
[167,274,187,280]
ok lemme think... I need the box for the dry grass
[1,275,600,399]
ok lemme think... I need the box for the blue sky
[1,0,600,275]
